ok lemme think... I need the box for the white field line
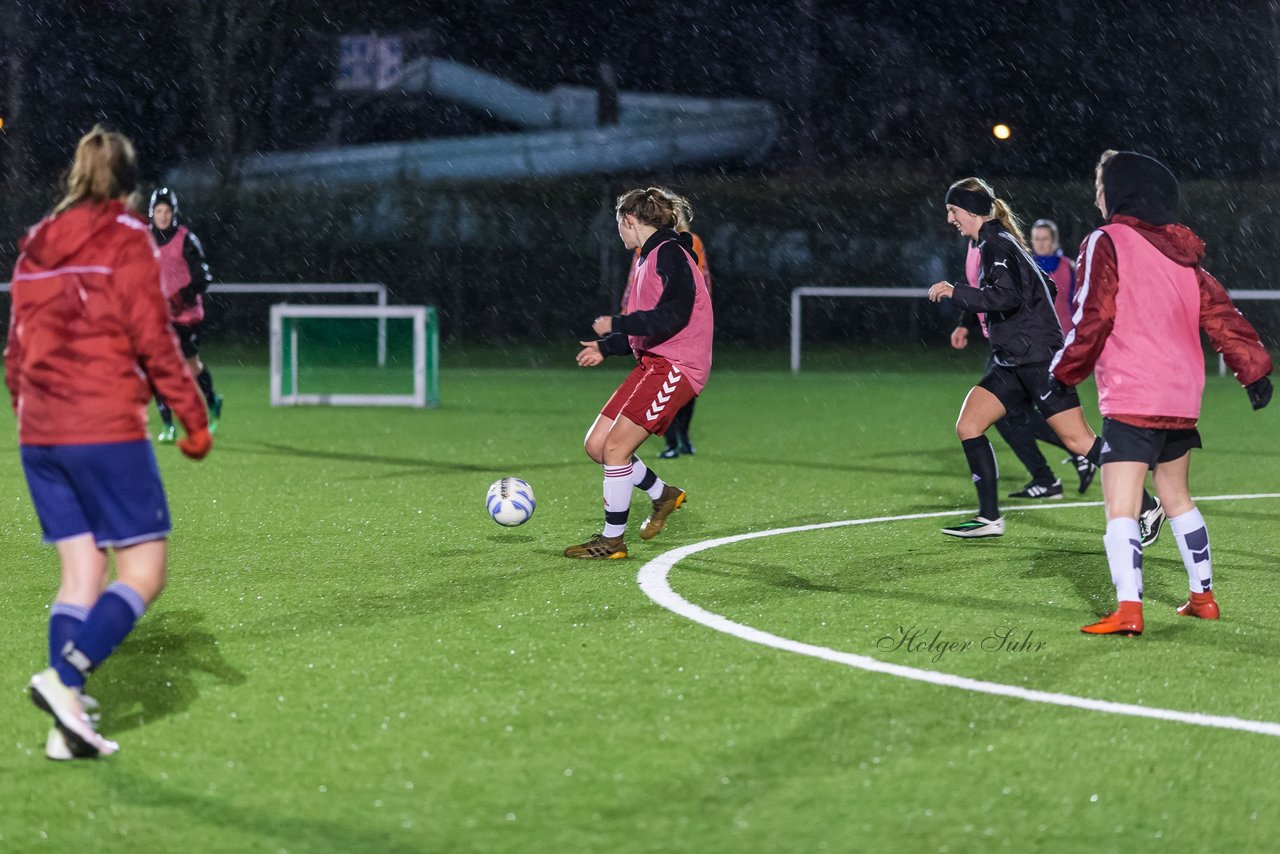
[637,493,1280,737]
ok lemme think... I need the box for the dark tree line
[1,0,1277,218]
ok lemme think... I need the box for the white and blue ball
[486,477,536,526]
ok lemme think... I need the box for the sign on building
[337,34,403,91]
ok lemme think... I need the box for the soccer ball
[486,477,536,527]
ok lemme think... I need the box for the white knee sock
[1169,507,1212,593]
[1104,517,1143,603]
[602,463,633,538]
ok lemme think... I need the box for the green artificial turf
[1,348,1277,852]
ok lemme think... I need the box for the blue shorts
[21,441,171,547]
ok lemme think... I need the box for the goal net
[270,304,440,407]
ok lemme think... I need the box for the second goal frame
[269,304,439,408]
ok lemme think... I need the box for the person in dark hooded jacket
[1054,150,1273,636]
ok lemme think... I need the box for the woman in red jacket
[5,126,212,758]
[1052,151,1273,636]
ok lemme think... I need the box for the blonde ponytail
[991,198,1028,251]
[54,125,138,214]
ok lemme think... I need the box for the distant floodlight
[993,123,1011,140]
[0,117,5,131]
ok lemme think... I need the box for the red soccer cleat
[1177,590,1220,620]
[1081,601,1144,636]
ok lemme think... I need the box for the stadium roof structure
[168,57,781,190]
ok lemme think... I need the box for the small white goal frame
[216,283,390,366]
[789,287,921,373]
[270,304,436,408]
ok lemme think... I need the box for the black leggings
[664,399,696,451]
[994,405,1066,483]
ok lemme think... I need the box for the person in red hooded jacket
[5,126,212,758]
[1052,150,1273,636]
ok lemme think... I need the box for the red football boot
[1176,590,1220,620]
[1081,601,1144,636]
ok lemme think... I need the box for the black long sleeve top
[598,228,699,357]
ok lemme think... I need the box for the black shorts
[173,323,200,358]
[978,360,1080,418]
[1100,418,1201,468]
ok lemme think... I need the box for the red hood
[1109,214,1205,267]
[18,200,129,270]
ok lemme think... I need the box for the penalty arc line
[637,492,1280,738]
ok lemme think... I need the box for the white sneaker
[1140,497,1166,547]
[1008,479,1064,500]
[29,669,117,758]
[45,694,100,761]
[941,516,1005,538]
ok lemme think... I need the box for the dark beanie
[1101,151,1179,225]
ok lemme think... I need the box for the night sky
[1,0,1277,190]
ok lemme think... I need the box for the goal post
[270,304,440,408]
[214,283,390,366]
[790,286,922,373]
[1213,290,1280,375]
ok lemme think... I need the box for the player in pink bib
[148,188,223,442]
[1053,151,1272,636]
[567,188,713,559]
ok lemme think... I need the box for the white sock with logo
[1169,507,1212,593]
[1103,517,1143,603]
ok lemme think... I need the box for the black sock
[1086,437,1103,467]
[1141,489,1157,514]
[961,436,1000,520]
[993,413,1054,484]
[156,399,173,427]
[196,368,217,407]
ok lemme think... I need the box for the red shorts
[600,356,697,435]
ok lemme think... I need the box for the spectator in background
[1031,219,1076,335]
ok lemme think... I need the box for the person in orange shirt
[6,126,211,759]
